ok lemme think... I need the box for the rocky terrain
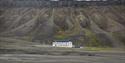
[0,0,125,63]
[0,5,125,47]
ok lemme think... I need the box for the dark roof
[54,40,71,42]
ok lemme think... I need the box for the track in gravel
[0,54,125,63]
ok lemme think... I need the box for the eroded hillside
[0,6,125,47]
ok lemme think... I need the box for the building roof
[54,40,71,42]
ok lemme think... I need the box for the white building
[52,40,73,48]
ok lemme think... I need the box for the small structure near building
[52,40,73,48]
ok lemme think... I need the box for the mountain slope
[0,6,125,47]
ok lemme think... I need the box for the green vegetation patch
[112,32,125,45]
[83,47,112,51]
[84,29,103,47]
[54,33,69,40]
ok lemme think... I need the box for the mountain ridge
[0,6,125,47]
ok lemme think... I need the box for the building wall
[53,42,73,47]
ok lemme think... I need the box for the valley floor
[0,37,125,63]
[0,44,125,63]
[0,53,125,63]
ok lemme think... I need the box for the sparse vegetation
[84,29,102,47]
[0,1,125,63]
[0,5,125,47]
